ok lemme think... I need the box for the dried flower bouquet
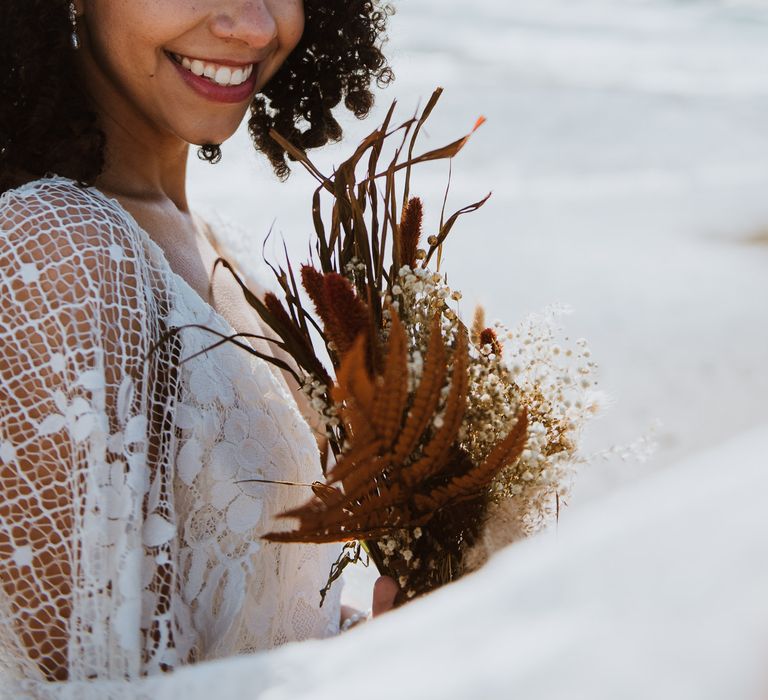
[182,89,600,606]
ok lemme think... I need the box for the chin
[190,123,242,149]
[180,112,245,149]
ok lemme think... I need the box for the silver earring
[68,2,80,50]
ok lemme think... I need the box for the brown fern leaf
[269,491,348,530]
[416,409,528,512]
[399,197,424,268]
[265,308,479,551]
[325,437,388,495]
[263,508,372,543]
[266,482,415,543]
[311,482,346,507]
[391,312,447,466]
[474,408,528,479]
[329,453,390,502]
[302,481,408,531]
[353,482,408,514]
[370,309,409,445]
[323,273,370,357]
[328,310,408,491]
[403,327,470,487]
[332,334,375,431]
[265,517,429,545]
[327,440,385,485]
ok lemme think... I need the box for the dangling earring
[68,1,80,50]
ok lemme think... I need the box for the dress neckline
[80,178,244,336]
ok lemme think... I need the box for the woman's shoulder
[0,176,151,313]
[0,175,142,275]
[1,175,132,238]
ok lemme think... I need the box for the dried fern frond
[391,313,447,464]
[264,309,528,561]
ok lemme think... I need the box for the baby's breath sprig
[391,269,602,554]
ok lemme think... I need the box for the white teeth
[173,52,254,87]
[214,67,232,86]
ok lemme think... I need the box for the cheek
[84,1,195,74]
[277,0,305,52]
[84,21,141,84]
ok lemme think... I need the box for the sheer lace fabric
[0,177,341,697]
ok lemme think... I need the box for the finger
[372,576,398,617]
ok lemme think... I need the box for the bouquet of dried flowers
[193,89,600,606]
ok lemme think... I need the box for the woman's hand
[371,575,398,617]
[340,575,398,632]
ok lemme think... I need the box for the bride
[0,0,397,694]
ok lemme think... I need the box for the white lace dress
[0,177,341,698]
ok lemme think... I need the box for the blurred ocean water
[392,0,768,206]
[189,0,768,511]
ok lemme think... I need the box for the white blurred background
[189,0,768,522]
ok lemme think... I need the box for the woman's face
[77,0,304,147]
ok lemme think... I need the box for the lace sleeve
[0,180,161,685]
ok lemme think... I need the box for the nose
[210,1,278,50]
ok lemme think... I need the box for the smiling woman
[73,0,306,160]
[0,0,393,191]
[0,0,393,696]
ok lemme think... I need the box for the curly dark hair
[0,0,393,194]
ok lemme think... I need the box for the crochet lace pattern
[0,177,341,697]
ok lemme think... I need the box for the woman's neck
[94,113,191,213]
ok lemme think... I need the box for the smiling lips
[168,51,259,104]
[170,52,255,87]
